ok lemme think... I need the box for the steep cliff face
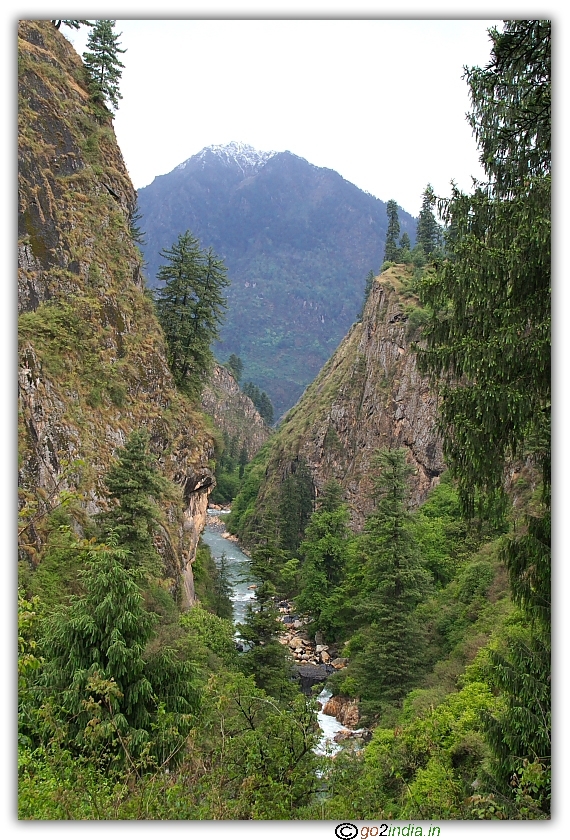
[201,364,271,461]
[249,265,445,530]
[17,21,214,604]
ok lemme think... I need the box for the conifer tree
[416,184,441,257]
[278,458,314,554]
[41,542,156,748]
[238,444,249,479]
[97,429,170,573]
[40,541,198,763]
[416,20,551,813]
[155,231,230,398]
[226,354,243,382]
[351,449,429,715]
[52,20,92,30]
[295,494,352,631]
[213,552,234,620]
[383,200,401,263]
[82,20,126,111]
[238,579,295,701]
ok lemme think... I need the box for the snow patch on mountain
[177,141,277,176]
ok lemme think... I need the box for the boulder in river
[322,695,360,727]
[294,663,335,695]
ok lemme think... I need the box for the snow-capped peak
[176,141,277,176]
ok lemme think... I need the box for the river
[201,509,351,754]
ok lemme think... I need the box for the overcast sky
[63,17,503,216]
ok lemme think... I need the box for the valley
[18,19,551,824]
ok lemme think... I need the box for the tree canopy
[415,184,441,257]
[415,19,551,813]
[82,20,126,111]
[417,20,550,517]
[383,199,401,263]
[154,230,230,398]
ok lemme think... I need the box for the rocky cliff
[243,265,445,531]
[17,20,214,605]
[201,364,271,460]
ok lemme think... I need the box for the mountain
[229,263,445,542]
[137,142,417,418]
[17,20,215,604]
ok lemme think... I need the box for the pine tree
[82,20,126,111]
[296,499,352,630]
[238,579,296,701]
[417,21,550,518]
[52,20,92,30]
[416,20,551,813]
[415,184,441,256]
[226,354,243,382]
[257,391,274,425]
[41,542,157,749]
[278,458,314,554]
[238,444,249,479]
[40,540,198,764]
[213,552,234,620]
[351,449,429,715]
[97,430,170,573]
[154,231,230,398]
[383,200,401,263]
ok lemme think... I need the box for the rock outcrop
[322,695,360,728]
[240,265,445,532]
[201,363,271,460]
[18,21,214,603]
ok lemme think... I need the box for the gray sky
[64,16,503,216]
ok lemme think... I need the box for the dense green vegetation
[154,230,230,399]
[18,433,321,819]
[19,18,550,822]
[83,20,126,111]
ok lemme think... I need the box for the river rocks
[295,664,335,695]
[322,696,360,727]
[331,657,349,669]
[333,727,372,746]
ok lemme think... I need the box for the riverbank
[201,508,363,748]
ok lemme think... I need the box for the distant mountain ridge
[138,142,417,417]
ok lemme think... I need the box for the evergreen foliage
[82,20,126,111]
[383,199,401,263]
[480,622,550,815]
[242,381,274,424]
[226,353,243,382]
[415,19,551,815]
[238,579,296,701]
[154,230,230,398]
[39,541,157,750]
[415,184,441,256]
[277,458,314,554]
[97,430,170,573]
[295,486,352,631]
[417,21,550,519]
[128,200,147,246]
[349,449,430,716]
